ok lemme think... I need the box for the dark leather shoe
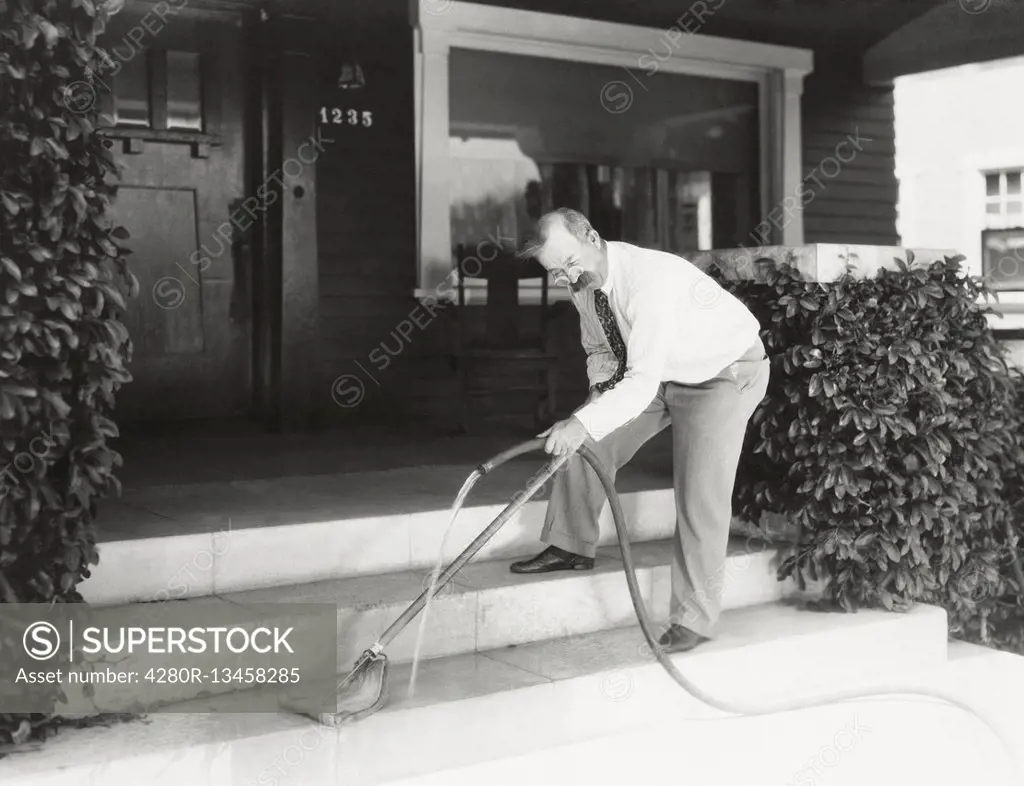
[510,546,594,574]
[658,624,709,654]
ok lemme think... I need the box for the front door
[98,4,252,423]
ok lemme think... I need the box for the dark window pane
[1007,171,1022,195]
[986,173,1001,197]
[987,202,1001,215]
[166,51,203,131]
[983,229,1024,290]
[1007,200,1022,215]
[114,55,150,127]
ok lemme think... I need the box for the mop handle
[376,440,560,650]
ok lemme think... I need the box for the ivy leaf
[22,24,41,48]
[1,192,20,215]
[883,540,901,564]
[39,20,60,47]
[1,257,21,281]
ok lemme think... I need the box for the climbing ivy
[1,0,135,751]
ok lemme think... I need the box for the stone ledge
[687,243,958,282]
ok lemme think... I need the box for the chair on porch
[446,244,561,433]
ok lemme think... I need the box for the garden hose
[484,438,1021,780]
[310,438,1020,782]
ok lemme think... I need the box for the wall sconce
[338,61,366,90]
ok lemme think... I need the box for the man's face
[533,220,603,293]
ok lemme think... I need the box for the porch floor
[98,423,675,543]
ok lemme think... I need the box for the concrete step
[81,478,681,605]
[0,602,952,786]
[229,536,797,667]
[58,537,797,714]
[386,639,1024,786]
[383,653,1024,786]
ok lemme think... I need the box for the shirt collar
[599,242,618,296]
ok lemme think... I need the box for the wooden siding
[311,14,432,425]
[800,60,900,246]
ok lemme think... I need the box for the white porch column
[780,68,806,245]
[770,68,806,243]
[763,68,807,246]
[416,28,452,295]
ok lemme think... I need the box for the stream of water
[406,470,481,699]
[405,453,568,698]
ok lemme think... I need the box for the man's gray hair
[518,207,600,260]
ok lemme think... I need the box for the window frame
[981,226,1024,292]
[964,153,1024,331]
[97,40,223,159]
[411,0,814,303]
[984,168,1024,229]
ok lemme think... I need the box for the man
[510,208,770,654]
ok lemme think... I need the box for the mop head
[281,649,390,727]
[322,653,389,726]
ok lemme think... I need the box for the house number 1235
[319,107,373,126]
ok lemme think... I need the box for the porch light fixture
[337,61,366,90]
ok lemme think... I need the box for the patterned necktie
[593,289,627,393]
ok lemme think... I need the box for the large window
[448,48,760,257]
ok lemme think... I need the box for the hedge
[711,253,1024,648]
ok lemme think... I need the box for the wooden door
[98,5,252,423]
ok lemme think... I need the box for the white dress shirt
[572,241,762,442]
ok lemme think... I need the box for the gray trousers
[541,338,770,637]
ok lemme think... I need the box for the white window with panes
[982,168,1024,290]
[985,169,1023,228]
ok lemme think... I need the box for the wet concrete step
[224,536,797,668]
[0,602,958,786]
[382,641,1023,786]
[59,537,797,714]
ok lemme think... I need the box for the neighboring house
[93,0,1024,430]
[895,56,1024,282]
[894,54,1024,367]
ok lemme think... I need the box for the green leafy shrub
[989,370,1024,650]
[710,254,1024,645]
[1,0,134,751]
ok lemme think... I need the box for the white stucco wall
[894,56,1024,278]
[1004,340,1024,370]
